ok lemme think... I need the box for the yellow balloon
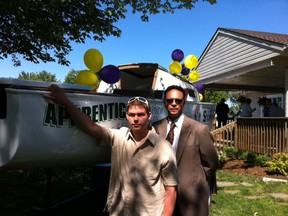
[76,70,100,89]
[169,61,182,74]
[83,49,104,72]
[184,55,198,69]
[199,93,203,101]
[188,70,200,82]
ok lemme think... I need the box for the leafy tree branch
[0,0,216,66]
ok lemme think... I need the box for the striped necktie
[166,122,176,144]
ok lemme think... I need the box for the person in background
[267,99,285,117]
[152,85,219,216]
[215,98,230,128]
[43,84,178,216]
[240,98,256,117]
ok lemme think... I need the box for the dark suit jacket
[153,115,219,216]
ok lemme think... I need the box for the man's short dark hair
[164,85,187,102]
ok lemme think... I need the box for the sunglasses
[165,98,183,105]
[127,96,149,107]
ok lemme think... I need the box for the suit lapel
[176,116,191,162]
[155,119,168,138]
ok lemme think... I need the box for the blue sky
[1,0,288,82]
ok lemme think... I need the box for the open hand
[43,84,71,107]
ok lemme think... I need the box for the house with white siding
[195,28,288,117]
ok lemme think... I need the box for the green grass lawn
[210,170,288,216]
[0,167,287,216]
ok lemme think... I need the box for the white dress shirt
[167,114,184,154]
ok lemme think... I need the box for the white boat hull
[0,63,216,169]
[0,87,214,169]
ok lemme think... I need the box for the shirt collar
[167,113,184,128]
[127,129,157,146]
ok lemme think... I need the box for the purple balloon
[171,49,184,62]
[99,65,121,84]
[181,64,190,75]
[196,83,204,92]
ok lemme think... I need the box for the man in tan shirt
[44,84,178,216]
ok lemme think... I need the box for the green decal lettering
[108,103,114,120]
[82,107,91,117]
[58,107,69,126]
[119,103,126,118]
[92,105,98,123]
[99,104,107,122]
[114,103,119,118]
[43,103,57,126]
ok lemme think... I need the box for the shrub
[246,152,256,163]
[266,153,288,176]
[217,150,226,168]
[236,150,248,160]
[255,154,270,167]
[221,148,271,167]
[224,147,237,158]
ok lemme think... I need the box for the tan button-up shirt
[100,127,178,216]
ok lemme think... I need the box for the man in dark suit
[152,85,219,216]
[216,98,230,128]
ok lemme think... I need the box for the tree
[18,71,59,82]
[0,0,216,66]
[228,91,246,113]
[64,69,78,84]
[204,90,228,104]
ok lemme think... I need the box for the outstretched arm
[43,84,104,140]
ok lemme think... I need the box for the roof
[195,28,288,93]
[224,28,288,45]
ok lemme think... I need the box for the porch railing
[211,118,288,155]
[211,122,236,152]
